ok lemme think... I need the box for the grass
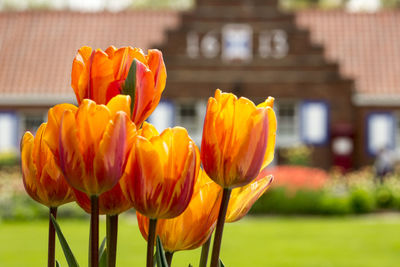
[1,214,400,266]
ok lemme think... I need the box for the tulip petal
[262,108,277,169]
[44,103,78,160]
[138,122,159,139]
[59,110,87,193]
[131,60,156,126]
[72,46,92,104]
[94,112,127,194]
[230,109,269,187]
[121,136,165,218]
[146,49,167,97]
[226,174,273,223]
[257,96,274,108]
[75,100,110,173]
[106,94,131,117]
[201,97,224,184]
[21,132,40,203]
[111,47,147,81]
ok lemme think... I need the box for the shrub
[349,188,375,213]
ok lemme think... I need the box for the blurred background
[1,0,400,266]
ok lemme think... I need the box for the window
[23,113,45,134]
[367,112,395,156]
[276,102,300,147]
[175,101,206,145]
[0,112,18,152]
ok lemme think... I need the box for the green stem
[199,236,211,267]
[90,195,99,267]
[165,251,174,266]
[146,218,158,267]
[210,188,231,267]
[48,207,58,267]
[106,214,118,267]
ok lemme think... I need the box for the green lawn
[1,214,400,266]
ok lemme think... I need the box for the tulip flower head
[44,95,136,196]
[120,126,200,219]
[72,46,166,126]
[21,123,74,207]
[201,89,277,189]
[137,169,222,252]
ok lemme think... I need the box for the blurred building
[0,0,399,169]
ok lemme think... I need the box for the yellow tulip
[21,123,74,207]
[201,89,277,189]
[120,126,200,219]
[44,95,136,196]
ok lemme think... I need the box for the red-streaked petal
[131,60,156,126]
[59,110,87,194]
[93,112,127,195]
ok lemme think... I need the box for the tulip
[201,89,276,189]
[201,89,277,267]
[44,95,135,196]
[44,95,135,267]
[120,125,200,267]
[21,123,74,208]
[136,169,221,264]
[121,126,200,219]
[21,122,74,267]
[71,46,166,126]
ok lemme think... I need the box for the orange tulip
[201,89,277,189]
[137,169,222,252]
[21,123,74,207]
[73,181,132,215]
[44,95,136,196]
[120,126,200,219]
[71,46,166,126]
[226,171,273,223]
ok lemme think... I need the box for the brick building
[1,0,399,169]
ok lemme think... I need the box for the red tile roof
[1,10,399,105]
[0,11,179,102]
[297,10,400,100]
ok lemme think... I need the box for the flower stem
[106,214,118,267]
[165,251,174,266]
[210,188,231,267]
[146,218,157,267]
[199,236,211,267]
[48,207,58,267]
[90,195,99,267]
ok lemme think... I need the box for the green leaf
[188,264,193,267]
[50,215,80,267]
[155,235,168,267]
[219,259,226,267]
[99,249,107,267]
[56,260,61,267]
[122,59,137,114]
[99,237,107,267]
